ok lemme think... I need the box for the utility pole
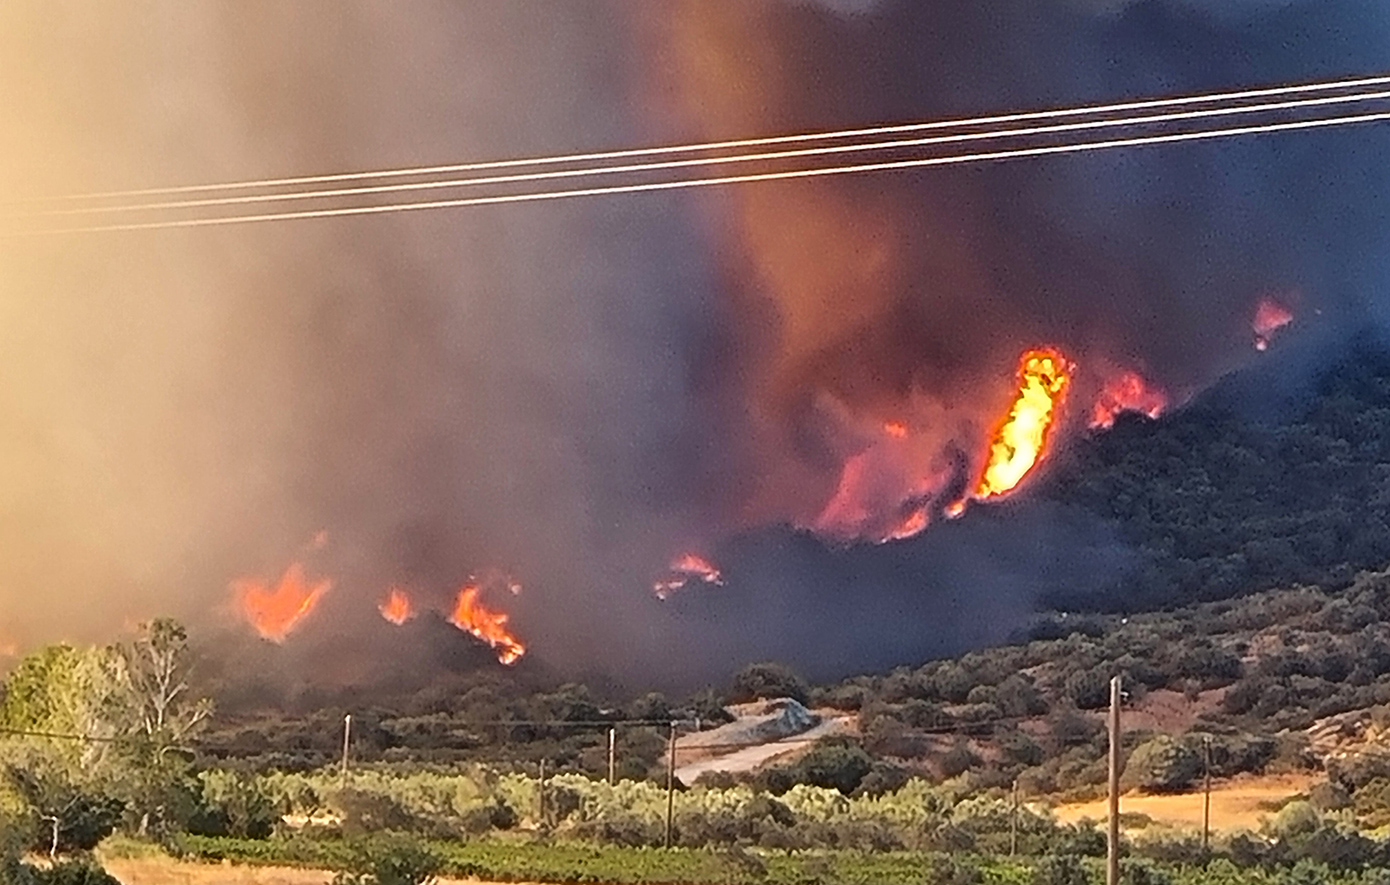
[538,758,547,826]
[608,727,617,785]
[664,721,677,849]
[1202,735,1213,853]
[1010,778,1019,856]
[1107,675,1122,885]
[340,714,352,783]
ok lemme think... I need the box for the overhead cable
[21,70,1390,204]
[12,107,1389,236]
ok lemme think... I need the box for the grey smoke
[2,0,1389,691]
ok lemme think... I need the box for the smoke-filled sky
[2,0,1390,689]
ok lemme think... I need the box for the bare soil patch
[1051,773,1315,833]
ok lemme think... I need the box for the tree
[118,619,213,754]
[113,619,214,835]
[6,765,123,857]
[1121,736,1201,794]
[0,645,125,777]
[790,738,874,794]
[730,662,808,705]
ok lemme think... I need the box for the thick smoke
[2,0,1390,690]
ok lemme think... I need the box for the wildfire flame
[448,578,525,665]
[233,562,332,643]
[887,507,929,540]
[974,348,1071,500]
[653,552,724,599]
[1090,371,1167,429]
[1253,297,1294,351]
[378,586,415,625]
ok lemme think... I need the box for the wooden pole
[1202,736,1212,853]
[664,721,677,848]
[340,714,352,782]
[1010,778,1019,856]
[538,758,547,825]
[608,727,617,785]
[1107,675,1122,885]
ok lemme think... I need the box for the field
[102,857,332,885]
[1051,774,1315,833]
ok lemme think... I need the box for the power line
[30,85,1390,218]
[20,70,1390,204]
[0,726,124,743]
[13,107,1390,236]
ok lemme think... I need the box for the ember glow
[378,587,415,625]
[233,563,332,643]
[1090,371,1167,429]
[1253,298,1294,351]
[653,553,724,599]
[887,507,929,540]
[448,578,525,665]
[974,349,1072,500]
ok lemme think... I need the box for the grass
[173,834,1037,885]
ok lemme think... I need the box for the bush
[729,663,809,705]
[1031,854,1094,885]
[29,795,125,855]
[1121,737,1201,793]
[786,739,874,794]
[189,772,276,839]
[331,838,441,885]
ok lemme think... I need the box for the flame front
[448,582,525,665]
[653,553,724,599]
[1090,371,1167,429]
[974,348,1071,500]
[233,562,332,643]
[1253,297,1294,351]
[378,587,415,625]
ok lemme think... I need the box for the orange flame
[974,348,1071,500]
[887,507,929,540]
[653,552,724,599]
[233,562,331,642]
[1090,371,1167,429]
[378,586,415,625]
[448,580,525,665]
[1253,297,1293,351]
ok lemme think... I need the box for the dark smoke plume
[2,0,1390,690]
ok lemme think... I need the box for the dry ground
[102,857,331,885]
[1051,773,1316,833]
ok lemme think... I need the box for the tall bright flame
[1090,371,1167,429]
[233,563,332,642]
[378,587,415,625]
[449,581,525,665]
[974,348,1071,499]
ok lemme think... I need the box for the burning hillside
[1,0,1381,686]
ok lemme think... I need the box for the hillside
[1038,338,1390,611]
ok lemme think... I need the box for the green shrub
[1120,737,1201,793]
[1031,854,1095,885]
[330,838,442,885]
